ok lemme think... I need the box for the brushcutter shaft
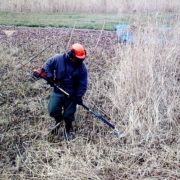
[53,84,121,136]
[53,83,116,130]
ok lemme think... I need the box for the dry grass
[0,20,180,179]
[0,0,180,13]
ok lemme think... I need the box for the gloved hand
[47,77,54,87]
[76,96,83,105]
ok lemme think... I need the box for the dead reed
[0,0,180,13]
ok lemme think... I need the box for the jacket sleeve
[43,55,58,78]
[76,64,88,97]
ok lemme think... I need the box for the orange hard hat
[70,43,86,59]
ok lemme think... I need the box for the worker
[43,43,88,140]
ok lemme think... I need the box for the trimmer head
[114,127,121,137]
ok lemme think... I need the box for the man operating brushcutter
[43,43,88,141]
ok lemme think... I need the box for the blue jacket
[43,52,88,97]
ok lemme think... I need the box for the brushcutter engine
[31,67,46,80]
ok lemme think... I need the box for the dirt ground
[0,26,117,51]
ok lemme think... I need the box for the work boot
[64,120,72,141]
[51,116,63,135]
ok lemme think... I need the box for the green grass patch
[0,11,135,30]
[0,11,176,30]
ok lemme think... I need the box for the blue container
[115,24,172,44]
[115,24,133,43]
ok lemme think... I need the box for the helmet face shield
[76,57,85,61]
[70,56,85,64]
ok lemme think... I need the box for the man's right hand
[47,77,54,87]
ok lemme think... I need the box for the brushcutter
[31,67,121,137]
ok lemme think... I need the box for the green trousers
[48,88,77,123]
